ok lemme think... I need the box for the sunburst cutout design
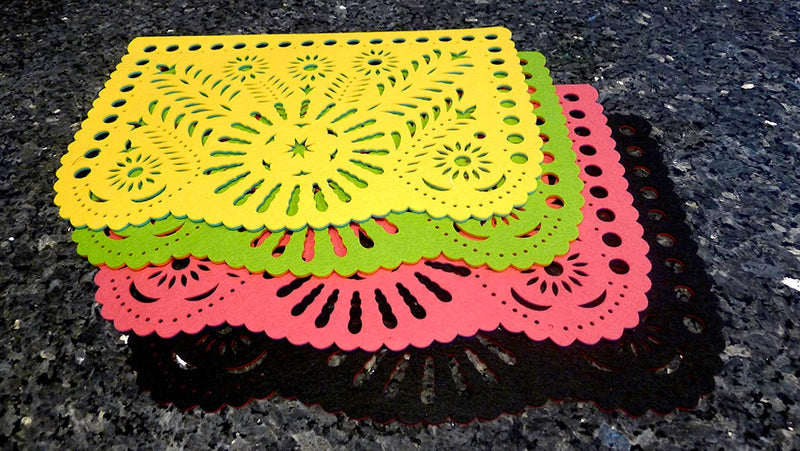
[432,141,490,181]
[353,49,399,77]
[107,152,163,193]
[287,54,334,83]
[222,55,269,82]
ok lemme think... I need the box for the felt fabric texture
[4,1,797,448]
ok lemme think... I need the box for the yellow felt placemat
[55,27,543,231]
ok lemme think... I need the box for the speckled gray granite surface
[1,0,799,448]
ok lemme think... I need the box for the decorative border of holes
[136,30,505,54]
[126,114,723,422]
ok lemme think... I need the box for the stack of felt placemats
[55,27,722,422]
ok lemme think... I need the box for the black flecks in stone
[5,0,800,447]
[777,393,794,406]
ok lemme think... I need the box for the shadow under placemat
[125,113,725,424]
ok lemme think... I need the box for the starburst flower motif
[353,49,398,77]
[223,55,269,82]
[287,54,334,82]
[432,142,491,181]
[523,252,590,296]
[108,152,163,193]
[205,98,390,217]
[289,139,311,158]
[149,258,213,289]
[127,258,218,305]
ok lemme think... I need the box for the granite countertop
[1,0,799,448]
